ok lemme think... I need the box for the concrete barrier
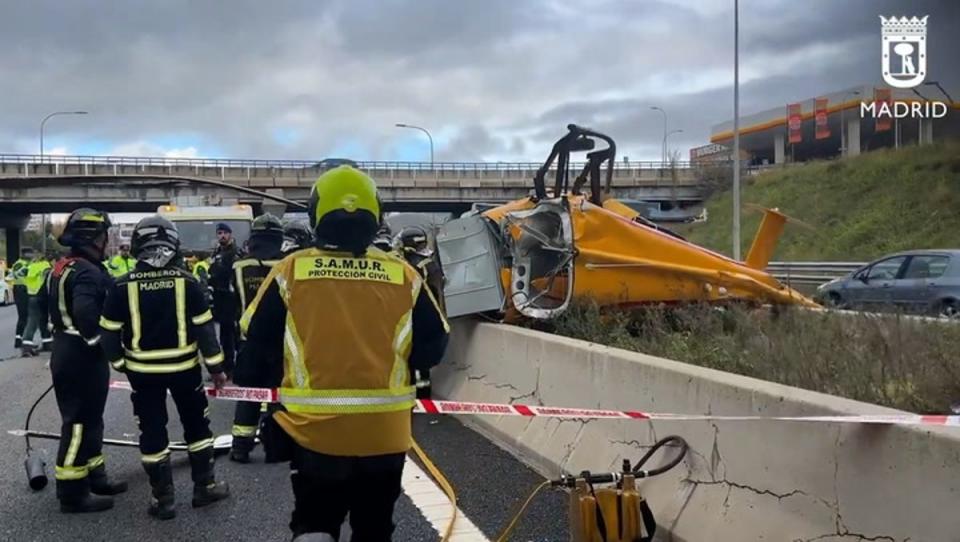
[432,320,960,541]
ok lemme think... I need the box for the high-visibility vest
[107,254,137,277]
[24,260,52,295]
[243,246,423,457]
[10,258,29,286]
[192,260,210,280]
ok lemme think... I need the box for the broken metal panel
[502,200,576,319]
[435,214,506,318]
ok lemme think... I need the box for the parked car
[0,276,10,306]
[815,249,960,318]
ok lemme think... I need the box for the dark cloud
[0,0,956,162]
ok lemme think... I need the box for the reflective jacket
[48,253,112,347]
[239,246,450,457]
[9,258,29,286]
[231,251,283,331]
[24,260,52,295]
[106,254,137,277]
[99,263,224,374]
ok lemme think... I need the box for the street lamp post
[395,123,434,165]
[40,111,88,163]
[650,106,667,165]
[664,129,683,162]
[732,0,741,260]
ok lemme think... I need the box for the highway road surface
[0,305,569,541]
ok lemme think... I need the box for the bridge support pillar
[5,228,21,265]
[774,132,785,164]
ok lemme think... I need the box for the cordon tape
[108,380,960,427]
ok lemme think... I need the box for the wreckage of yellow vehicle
[434,124,820,321]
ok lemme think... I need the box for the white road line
[402,456,490,541]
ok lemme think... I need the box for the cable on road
[410,438,458,542]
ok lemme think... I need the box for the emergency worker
[106,243,137,277]
[372,222,395,253]
[229,213,284,463]
[99,216,230,520]
[47,209,127,513]
[208,222,241,376]
[281,220,314,256]
[21,251,53,356]
[9,247,33,348]
[396,226,446,399]
[240,166,449,541]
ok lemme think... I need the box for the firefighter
[239,166,450,541]
[106,243,136,277]
[396,225,447,399]
[99,215,230,520]
[281,220,314,256]
[372,222,395,253]
[47,209,128,513]
[208,222,241,377]
[21,251,53,356]
[229,213,285,463]
[9,247,32,348]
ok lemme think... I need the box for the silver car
[815,249,960,318]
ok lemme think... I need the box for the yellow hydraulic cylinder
[569,475,650,542]
[745,207,787,270]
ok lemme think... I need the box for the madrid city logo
[880,15,927,89]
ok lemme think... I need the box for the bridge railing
[0,153,695,171]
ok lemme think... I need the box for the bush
[532,301,960,413]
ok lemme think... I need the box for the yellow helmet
[307,165,380,229]
[307,166,382,255]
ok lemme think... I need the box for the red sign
[815,98,830,139]
[787,103,802,144]
[874,88,892,132]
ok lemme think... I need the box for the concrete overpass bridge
[0,153,709,260]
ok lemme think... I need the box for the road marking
[402,456,489,541]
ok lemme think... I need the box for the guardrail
[766,261,865,285]
[0,153,695,172]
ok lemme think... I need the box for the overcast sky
[1,0,957,163]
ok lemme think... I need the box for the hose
[24,383,54,453]
[410,438,458,542]
[631,435,688,478]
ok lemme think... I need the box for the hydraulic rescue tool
[496,435,689,542]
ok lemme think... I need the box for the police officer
[208,222,241,376]
[21,251,53,356]
[106,243,136,277]
[396,226,447,399]
[100,216,230,520]
[240,166,450,541]
[229,213,284,463]
[8,247,32,348]
[48,209,128,513]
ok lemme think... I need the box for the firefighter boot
[89,463,128,496]
[229,436,255,464]
[144,459,176,520]
[57,477,114,514]
[189,448,230,507]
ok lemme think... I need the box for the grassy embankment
[674,140,960,260]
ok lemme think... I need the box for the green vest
[24,260,51,295]
[10,258,29,286]
[107,254,137,277]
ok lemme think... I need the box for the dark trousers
[128,366,214,477]
[14,285,28,342]
[51,336,109,495]
[289,444,406,541]
[216,319,236,374]
[22,296,51,348]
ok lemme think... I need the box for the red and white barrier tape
[108,380,960,427]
